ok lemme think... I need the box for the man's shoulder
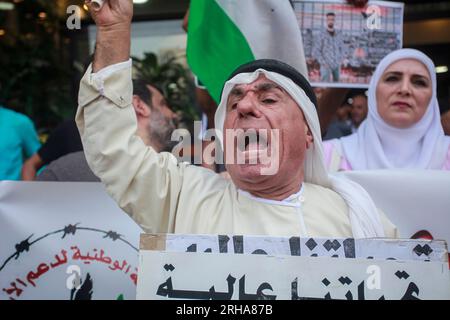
[37,151,100,182]
[0,107,32,125]
[53,151,87,165]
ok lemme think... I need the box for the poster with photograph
[293,0,404,88]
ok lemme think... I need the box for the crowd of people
[1,0,449,242]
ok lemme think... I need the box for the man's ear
[132,95,151,117]
[305,125,314,149]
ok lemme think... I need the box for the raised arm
[21,153,43,180]
[75,0,184,233]
[89,0,132,72]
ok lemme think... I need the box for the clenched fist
[85,0,133,29]
[87,0,133,72]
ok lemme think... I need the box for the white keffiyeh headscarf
[337,49,450,170]
[214,64,385,238]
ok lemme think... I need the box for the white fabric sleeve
[91,59,132,96]
[75,62,184,233]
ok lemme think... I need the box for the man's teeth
[246,141,259,151]
[239,133,268,152]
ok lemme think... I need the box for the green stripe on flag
[187,0,255,103]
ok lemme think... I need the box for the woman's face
[376,59,432,129]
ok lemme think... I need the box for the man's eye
[228,103,237,110]
[262,98,276,104]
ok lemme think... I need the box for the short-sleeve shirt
[0,106,41,180]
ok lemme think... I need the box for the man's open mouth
[231,129,274,165]
[237,129,269,153]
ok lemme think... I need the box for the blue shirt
[0,106,41,180]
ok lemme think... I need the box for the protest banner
[340,170,450,251]
[140,233,447,262]
[0,181,142,300]
[293,0,404,88]
[137,234,450,300]
[2,170,450,300]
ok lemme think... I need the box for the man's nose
[236,92,262,119]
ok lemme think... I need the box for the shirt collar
[237,184,304,208]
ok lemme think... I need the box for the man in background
[37,79,177,182]
[0,103,40,180]
[313,12,344,83]
[21,119,83,180]
[349,90,368,132]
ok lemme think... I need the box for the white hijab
[338,49,450,170]
[215,69,385,238]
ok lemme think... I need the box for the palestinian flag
[187,0,307,103]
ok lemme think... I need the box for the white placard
[0,181,143,300]
[137,250,450,300]
[339,170,450,249]
[148,234,447,262]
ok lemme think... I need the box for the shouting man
[77,0,396,238]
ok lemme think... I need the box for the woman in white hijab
[323,49,450,172]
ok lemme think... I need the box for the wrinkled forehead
[219,69,314,116]
[223,72,308,123]
[227,74,287,100]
